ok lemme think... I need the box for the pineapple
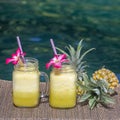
[77,73,115,109]
[93,67,119,89]
[57,40,94,95]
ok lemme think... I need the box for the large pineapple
[93,67,119,89]
[57,40,94,94]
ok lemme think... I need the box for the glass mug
[12,57,49,107]
[49,63,77,108]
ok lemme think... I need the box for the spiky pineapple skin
[93,68,119,89]
[76,81,85,95]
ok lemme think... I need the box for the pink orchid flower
[46,54,69,69]
[5,48,26,65]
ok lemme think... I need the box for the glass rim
[24,57,39,63]
[53,63,75,73]
[14,57,39,71]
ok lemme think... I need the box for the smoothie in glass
[49,64,77,108]
[13,57,40,107]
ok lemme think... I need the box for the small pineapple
[57,40,94,95]
[93,67,119,89]
[77,73,115,109]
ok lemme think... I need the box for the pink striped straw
[50,38,57,55]
[16,36,25,63]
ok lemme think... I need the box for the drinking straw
[16,36,25,62]
[50,39,57,55]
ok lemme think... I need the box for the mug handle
[40,71,49,102]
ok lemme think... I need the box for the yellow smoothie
[49,65,77,108]
[13,62,40,107]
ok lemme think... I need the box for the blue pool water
[0,0,120,81]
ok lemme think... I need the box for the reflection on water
[0,0,120,80]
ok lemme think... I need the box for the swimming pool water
[0,0,120,80]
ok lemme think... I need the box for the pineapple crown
[57,40,95,78]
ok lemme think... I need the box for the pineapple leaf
[76,40,83,59]
[80,65,89,72]
[98,79,108,88]
[77,48,95,66]
[100,93,115,104]
[92,88,100,96]
[69,45,76,55]
[79,92,91,102]
[89,96,97,109]
[68,45,76,63]
[77,61,86,71]
[97,80,108,93]
[102,86,108,93]
[77,80,91,91]
[82,73,89,85]
[90,78,98,85]
[56,47,69,57]
[83,73,97,87]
